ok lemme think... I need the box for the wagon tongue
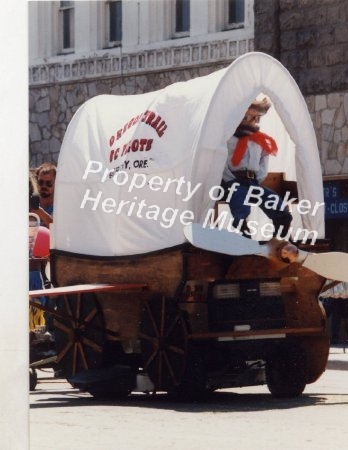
[68,365,136,392]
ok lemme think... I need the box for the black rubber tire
[266,344,307,398]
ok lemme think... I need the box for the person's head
[36,163,56,201]
[236,97,271,136]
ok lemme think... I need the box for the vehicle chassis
[29,241,330,399]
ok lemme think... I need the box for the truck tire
[266,344,307,398]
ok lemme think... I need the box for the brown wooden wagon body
[35,227,330,399]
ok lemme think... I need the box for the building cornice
[29,36,254,86]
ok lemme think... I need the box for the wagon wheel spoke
[143,349,159,371]
[82,307,98,325]
[145,302,160,337]
[76,294,81,323]
[158,352,163,389]
[160,296,166,336]
[165,313,181,338]
[72,343,78,376]
[81,336,103,353]
[54,320,72,335]
[77,342,89,370]
[162,350,178,386]
[63,295,74,323]
[56,342,73,362]
[138,332,152,342]
[167,345,186,355]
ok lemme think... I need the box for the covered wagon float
[31,52,348,399]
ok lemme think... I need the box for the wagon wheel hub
[153,336,168,351]
[72,326,85,343]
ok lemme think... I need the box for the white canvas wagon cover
[53,52,324,256]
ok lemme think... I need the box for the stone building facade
[255,0,348,178]
[254,0,348,250]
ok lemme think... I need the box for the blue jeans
[223,179,292,238]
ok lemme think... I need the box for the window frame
[224,0,245,31]
[172,0,190,39]
[58,1,75,54]
[105,0,122,48]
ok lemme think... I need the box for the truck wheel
[266,344,307,398]
[140,294,188,392]
[54,292,105,379]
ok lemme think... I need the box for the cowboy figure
[222,97,292,239]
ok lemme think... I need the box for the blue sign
[323,180,348,219]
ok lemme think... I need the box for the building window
[59,1,74,52]
[107,0,122,47]
[175,0,190,35]
[226,0,245,28]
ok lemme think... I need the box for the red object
[231,131,278,166]
[33,226,50,258]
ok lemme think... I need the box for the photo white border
[0,2,29,449]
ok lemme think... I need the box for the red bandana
[231,131,278,167]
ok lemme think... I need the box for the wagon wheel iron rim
[53,292,105,379]
[140,295,188,392]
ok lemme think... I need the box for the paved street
[30,346,348,450]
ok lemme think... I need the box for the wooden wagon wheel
[53,292,105,379]
[140,294,188,392]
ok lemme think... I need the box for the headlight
[213,283,240,299]
[259,281,281,296]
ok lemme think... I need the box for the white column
[122,0,140,50]
[47,2,59,58]
[39,2,56,60]
[139,0,171,47]
[28,2,39,62]
[138,0,151,45]
[87,1,102,51]
[191,0,209,37]
[75,1,93,54]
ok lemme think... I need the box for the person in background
[31,163,56,228]
[29,171,46,329]
[29,167,53,324]
[222,97,293,239]
[320,281,348,345]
